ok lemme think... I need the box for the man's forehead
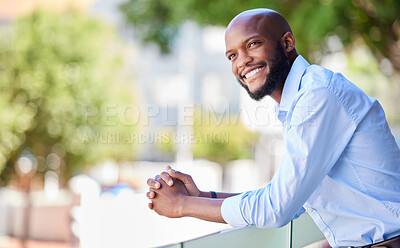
[226,14,266,35]
[224,15,271,45]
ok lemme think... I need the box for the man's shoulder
[300,64,333,89]
[297,64,377,125]
[300,64,363,97]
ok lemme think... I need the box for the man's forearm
[199,191,240,199]
[181,196,227,223]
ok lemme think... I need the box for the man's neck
[270,81,284,103]
[270,52,298,104]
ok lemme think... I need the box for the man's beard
[237,42,291,101]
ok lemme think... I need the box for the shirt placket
[304,203,337,247]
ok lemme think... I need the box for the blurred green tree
[192,111,255,165]
[120,0,400,71]
[157,110,256,165]
[0,10,137,186]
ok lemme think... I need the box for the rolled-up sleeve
[221,192,249,227]
[221,87,357,228]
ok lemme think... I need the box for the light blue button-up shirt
[221,55,400,247]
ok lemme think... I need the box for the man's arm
[221,87,358,228]
[181,196,226,223]
[198,191,239,199]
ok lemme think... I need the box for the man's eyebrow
[244,35,262,43]
[225,35,262,55]
[225,50,232,56]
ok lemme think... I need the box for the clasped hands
[146,166,202,218]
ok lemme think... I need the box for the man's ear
[281,32,295,53]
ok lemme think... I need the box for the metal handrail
[162,213,324,248]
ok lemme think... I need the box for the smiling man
[147,8,400,248]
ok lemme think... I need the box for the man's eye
[228,54,236,60]
[248,41,260,48]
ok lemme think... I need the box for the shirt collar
[277,55,310,113]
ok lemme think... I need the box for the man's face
[225,17,290,101]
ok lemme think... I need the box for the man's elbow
[253,212,292,229]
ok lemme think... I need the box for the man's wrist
[199,191,216,198]
[198,191,208,198]
[178,195,226,223]
[179,195,189,217]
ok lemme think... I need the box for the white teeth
[244,67,262,79]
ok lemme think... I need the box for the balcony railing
[162,213,325,248]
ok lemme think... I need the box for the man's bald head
[226,8,292,44]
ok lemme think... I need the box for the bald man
[147,9,400,248]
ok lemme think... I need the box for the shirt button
[307,207,313,213]
[325,232,331,238]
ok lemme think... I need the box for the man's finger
[161,171,174,186]
[155,176,168,188]
[167,166,178,177]
[146,191,155,199]
[167,166,192,184]
[147,178,160,189]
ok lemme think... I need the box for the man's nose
[237,53,253,69]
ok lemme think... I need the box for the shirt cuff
[221,192,249,228]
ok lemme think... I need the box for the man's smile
[241,65,266,80]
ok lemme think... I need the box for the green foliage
[155,127,175,157]
[153,111,256,165]
[192,111,255,165]
[0,10,136,185]
[120,0,400,70]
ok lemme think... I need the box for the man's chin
[249,92,268,101]
[237,79,268,101]
[247,86,269,101]
[247,84,261,94]
[250,81,278,101]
